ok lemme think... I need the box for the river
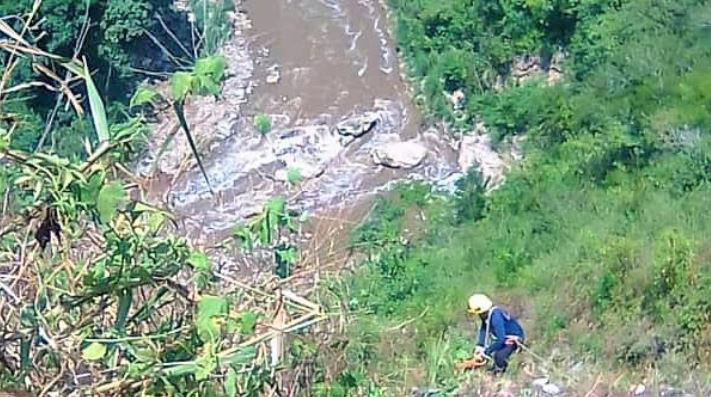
[138,0,481,273]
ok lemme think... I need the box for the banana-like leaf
[83,63,110,143]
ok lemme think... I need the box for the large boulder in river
[335,112,379,138]
[371,140,427,169]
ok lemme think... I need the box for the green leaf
[195,342,217,380]
[239,311,258,334]
[276,245,297,266]
[96,182,126,223]
[80,172,105,206]
[132,201,171,232]
[220,346,257,367]
[198,295,227,320]
[61,60,84,76]
[35,152,69,167]
[82,342,107,361]
[266,197,286,217]
[287,167,302,185]
[231,225,254,250]
[20,337,30,370]
[84,63,110,143]
[198,78,221,96]
[189,251,211,271]
[194,56,226,81]
[258,215,272,246]
[225,367,238,397]
[254,113,272,135]
[190,251,212,289]
[115,289,132,332]
[170,72,194,101]
[197,295,228,343]
[14,175,33,186]
[146,212,167,234]
[130,86,160,108]
[32,179,43,202]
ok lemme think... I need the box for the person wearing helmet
[467,294,525,374]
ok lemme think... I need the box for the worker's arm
[484,310,506,356]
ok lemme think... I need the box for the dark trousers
[492,344,518,373]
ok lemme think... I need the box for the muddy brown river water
[246,0,411,123]
[143,0,465,251]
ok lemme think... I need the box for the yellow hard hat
[467,294,492,315]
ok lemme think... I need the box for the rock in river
[266,64,280,84]
[371,140,427,169]
[335,112,379,138]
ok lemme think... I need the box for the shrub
[254,113,272,136]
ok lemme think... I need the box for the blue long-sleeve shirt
[476,307,525,356]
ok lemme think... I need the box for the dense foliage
[0,2,267,395]
[323,0,711,394]
[0,0,230,158]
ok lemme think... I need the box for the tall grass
[335,156,711,393]
[326,3,711,393]
[190,0,235,56]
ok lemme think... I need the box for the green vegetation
[0,52,264,395]
[231,197,300,278]
[0,4,274,396]
[254,113,272,136]
[3,0,711,395]
[169,55,228,189]
[286,167,303,186]
[0,0,233,159]
[190,0,236,56]
[315,0,711,394]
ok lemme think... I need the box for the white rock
[266,64,280,84]
[542,383,562,395]
[274,163,324,182]
[458,126,507,188]
[532,378,549,388]
[335,112,379,137]
[630,384,649,396]
[371,140,427,169]
[531,377,562,396]
[660,386,694,397]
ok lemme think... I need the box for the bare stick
[156,13,194,60]
[0,280,20,304]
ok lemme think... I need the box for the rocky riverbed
[137,0,517,258]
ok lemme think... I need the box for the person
[467,293,525,374]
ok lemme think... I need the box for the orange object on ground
[455,356,487,370]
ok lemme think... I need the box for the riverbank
[136,0,516,280]
[316,0,711,395]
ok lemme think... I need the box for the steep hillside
[322,0,711,395]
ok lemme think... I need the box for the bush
[254,113,272,136]
[190,0,235,55]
